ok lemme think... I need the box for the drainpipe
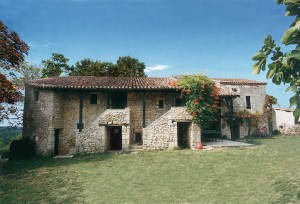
[229,98,235,140]
[142,92,146,128]
[79,92,83,132]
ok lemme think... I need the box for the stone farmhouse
[23,76,267,155]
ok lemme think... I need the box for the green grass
[1,135,300,203]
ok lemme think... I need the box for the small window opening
[135,133,142,144]
[246,96,251,109]
[158,100,164,109]
[34,91,39,101]
[90,94,98,104]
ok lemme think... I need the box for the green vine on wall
[235,95,277,123]
[235,95,277,135]
[177,74,220,129]
[264,95,277,122]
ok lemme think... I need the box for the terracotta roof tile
[212,78,267,85]
[27,76,266,97]
[27,76,176,90]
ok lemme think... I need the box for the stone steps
[130,144,144,151]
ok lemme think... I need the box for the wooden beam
[229,98,235,140]
[106,92,110,109]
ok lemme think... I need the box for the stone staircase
[130,144,144,151]
[77,108,130,153]
[143,107,192,133]
[98,108,130,125]
[142,107,195,150]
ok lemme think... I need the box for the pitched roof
[27,76,266,97]
[212,78,267,85]
[27,76,177,90]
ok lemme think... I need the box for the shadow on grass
[239,135,281,146]
[242,139,263,145]
[0,151,115,175]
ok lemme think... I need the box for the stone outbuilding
[23,76,267,155]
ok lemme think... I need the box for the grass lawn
[1,135,300,203]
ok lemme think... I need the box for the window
[135,133,142,143]
[158,100,164,109]
[246,96,251,109]
[34,91,39,101]
[90,94,98,104]
[175,97,184,107]
[111,92,127,109]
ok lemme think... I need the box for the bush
[252,127,270,138]
[272,129,281,135]
[0,127,22,158]
[9,137,36,161]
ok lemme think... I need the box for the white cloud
[28,42,50,48]
[145,65,170,72]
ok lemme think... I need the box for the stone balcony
[98,108,130,126]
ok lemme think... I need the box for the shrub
[9,137,36,161]
[272,129,281,135]
[177,74,220,129]
[0,127,22,158]
[252,127,270,138]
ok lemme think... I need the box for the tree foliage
[0,20,29,125]
[69,59,116,77]
[12,62,42,89]
[0,74,18,103]
[252,0,300,123]
[116,56,146,77]
[41,53,69,78]
[177,74,220,129]
[41,54,146,77]
[0,21,29,70]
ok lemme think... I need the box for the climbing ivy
[177,74,220,129]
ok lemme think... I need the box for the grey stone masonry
[220,84,268,138]
[143,107,201,150]
[23,77,268,155]
[78,108,130,153]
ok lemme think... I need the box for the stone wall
[24,89,177,155]
[76,108,131,153]
[98,108,130,126]
[26,85,272,154]
[127,92,173,143]
[60,91,107,154]
[274,108,300,134]
[220,84,267,138]
[143,107,201,150]
[23,89,109,155]
[23,87,64,155]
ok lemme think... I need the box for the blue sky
[0,0,294,107]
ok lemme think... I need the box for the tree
[116,56,146,77]
[12,62,42,89]
[104,62,118,77]
[252,0,300,123]
[0,20,29,125]
[69,58,107,76]
[0,21,29,70]
[68,56,145,77]
[41,53,69,78]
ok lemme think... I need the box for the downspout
[79,92,83,132]
[142,91,146,128]
[229,98,235,140]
